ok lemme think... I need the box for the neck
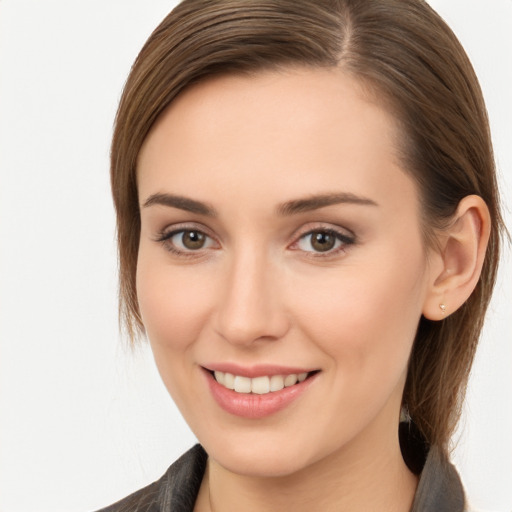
[195,424,418,512]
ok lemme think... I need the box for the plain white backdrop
[0,1,511,511]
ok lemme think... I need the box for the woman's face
[137,68,435,477]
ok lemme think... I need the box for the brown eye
[295,228,354,254]
[309,231,336,252]
[160,229,215,253]
[180,230,206,250]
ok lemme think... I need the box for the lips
[213,370,309,394]
[202,365,319,419]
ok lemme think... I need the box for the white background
[0,1,511,511]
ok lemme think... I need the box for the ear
[422,195,491,320]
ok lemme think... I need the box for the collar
[159,437,465,512]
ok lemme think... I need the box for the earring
[439,303,447,314]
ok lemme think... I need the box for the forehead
[142,67,398,153]
[137,67,413,213]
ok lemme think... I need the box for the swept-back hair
[110,0,504,452]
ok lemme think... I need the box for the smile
[213,371,309,394]
[204,366,320,419]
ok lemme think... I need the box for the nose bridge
[214,243,287,346]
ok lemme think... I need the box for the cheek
[290,246,427,386]
[136,253,215,352]
[135,253,220,415]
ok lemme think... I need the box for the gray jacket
[97,440,465,511]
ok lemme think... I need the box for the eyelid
[290,222,356,241]
[154,222,220,255]
[288,223,356,255]
[155,221,216,239]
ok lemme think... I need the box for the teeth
[251,376,270,394]
[224,372,235,390]
[269,375,284,392]
[234,376,252,393]
[213,371,310,394]
[284,374,298,387]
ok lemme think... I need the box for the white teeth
[284,374,298,387]
[234,376,252,393]
[251,376,270,394]
[224,372,235,390]
[269,375,285,392]
[213,371,310,394]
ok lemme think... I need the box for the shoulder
[95,480,161,512]
[400,422,466,512]
[412,445,466,512]
[94,444,207,512]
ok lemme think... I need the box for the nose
[213,248,290,347]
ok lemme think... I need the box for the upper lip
[202,363,318,378]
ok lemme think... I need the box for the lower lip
[204,370,318,419]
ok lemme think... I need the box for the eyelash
[155,225,356,258]
[290,228,356,258]
[154,226,217,258]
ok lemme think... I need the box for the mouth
[202,365,320,418]
[209,369,318,395]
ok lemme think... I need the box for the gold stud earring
[439,303,447,314]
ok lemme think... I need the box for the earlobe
[422,195,491,321]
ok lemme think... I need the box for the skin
[135,68,488,512]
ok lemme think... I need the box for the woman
[99,0,504,510]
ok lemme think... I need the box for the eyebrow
[142,191,378,217]
[142,193,217,217]
[277,192,378,216]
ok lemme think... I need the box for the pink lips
[202,365,318,419]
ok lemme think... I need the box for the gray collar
[96,441,466,511]
[410,445,465,512]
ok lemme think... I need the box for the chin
[199,427,335,478]
[214,446,310,478]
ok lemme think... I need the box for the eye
[295,229,354,254]
[158,228,216,253]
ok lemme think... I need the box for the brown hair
[110,0,504,453]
